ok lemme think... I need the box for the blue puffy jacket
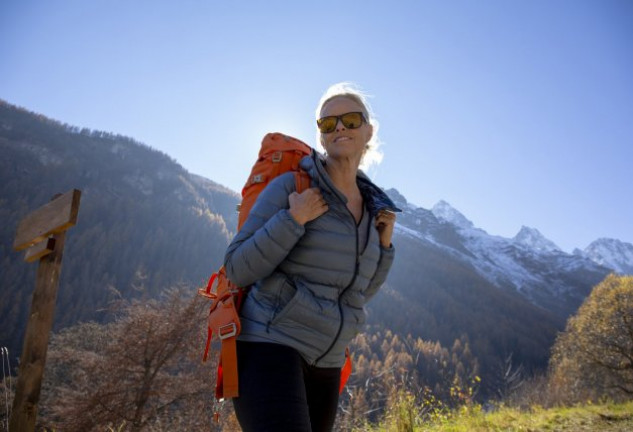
[224,151,400,367]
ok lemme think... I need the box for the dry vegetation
[1,275,631,431]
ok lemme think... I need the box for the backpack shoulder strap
[293,170,311,194]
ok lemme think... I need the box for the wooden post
[9,189,81,432]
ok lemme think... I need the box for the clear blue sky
[2,0,632,252]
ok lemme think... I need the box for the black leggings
[232,341,341,432]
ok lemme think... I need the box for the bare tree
[39,287,235,431]
[494,352,524,401]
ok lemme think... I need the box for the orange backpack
[199,133,352,409]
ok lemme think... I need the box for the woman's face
[319,96,373,166]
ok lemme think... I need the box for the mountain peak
[513,226,560,252]
[583,238,633,274]
[431,200,473,229]
[385,188,409,209]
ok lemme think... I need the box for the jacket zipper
[313,203,360,366]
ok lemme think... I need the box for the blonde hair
[315,82,383,169]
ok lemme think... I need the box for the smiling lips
[333,136,351,143]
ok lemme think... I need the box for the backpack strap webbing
[199,268,242,401]
[294,170,311,194]
[340,347,352,394]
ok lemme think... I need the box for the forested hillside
[0,100,239,358]
[367,235,562,396]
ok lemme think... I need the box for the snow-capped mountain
[575,238,633,275]
[513,226,561,253]
[389,190,619,317]
[432,200,474,229]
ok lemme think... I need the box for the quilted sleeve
[223,173,305,287]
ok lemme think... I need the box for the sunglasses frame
[317,112,367,134]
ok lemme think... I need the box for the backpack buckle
[218,323,237,340]
[272,151,282,163]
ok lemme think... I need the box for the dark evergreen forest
[0,100,238,361]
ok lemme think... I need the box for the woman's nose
[335,118,346,131]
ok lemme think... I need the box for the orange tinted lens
[317,116,338,133]
[341,112,363,129]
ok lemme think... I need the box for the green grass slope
[368,400,633,432]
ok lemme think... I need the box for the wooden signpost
[9,189,81,432]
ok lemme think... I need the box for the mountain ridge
[408,195,630,278]
[389,191,626,316]
[0,99,238,361]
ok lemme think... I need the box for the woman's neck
[325,157,364,223]
[324,157,358,194]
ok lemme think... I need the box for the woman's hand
[375,210,396,248]
[288,188,329,225]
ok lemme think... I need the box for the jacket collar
[300,150,402,216]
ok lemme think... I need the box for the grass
[367,400,633,432]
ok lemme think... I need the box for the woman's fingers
[375,210,396,226]
[375,210,396,248]
[289,188,328,225]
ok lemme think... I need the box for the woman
[224,83,399,431]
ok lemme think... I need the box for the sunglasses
[316,112,367,134]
